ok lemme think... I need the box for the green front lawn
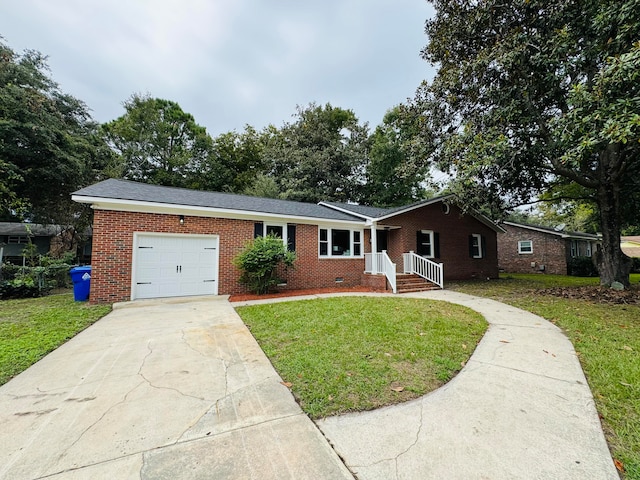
[0,294,111,385]
[236,296,487,419]
[449,273,639,480]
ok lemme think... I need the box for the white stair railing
[364,251,397,293]
[402,251,444,289]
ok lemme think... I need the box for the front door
[376,230,388,253]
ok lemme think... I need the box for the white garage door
[133,234,219,300]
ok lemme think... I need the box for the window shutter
[254,222,263,238]
[469,235,474,257]
[434,232,440,258]
[481,235,487,259]
[287,224,296,252]
[416,231,424,255]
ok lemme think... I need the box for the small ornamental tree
[233,234,296,294]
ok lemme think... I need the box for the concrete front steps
[396,274,441,293]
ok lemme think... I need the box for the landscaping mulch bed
[539,285,640,305]
[229,286,385,302]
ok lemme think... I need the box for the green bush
[0,253,75,297]
[568,256,599,277]
[0,279,41,299]
[233,234,296,294]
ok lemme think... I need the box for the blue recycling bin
[70,266,92,301]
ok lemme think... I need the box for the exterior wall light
[179,215,185,225]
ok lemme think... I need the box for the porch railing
[364,251,397,293]
[402,251,444,289]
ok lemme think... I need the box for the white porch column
[370,222,378,274]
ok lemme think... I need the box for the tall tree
[0,39,107,224]
[414,0,640,286]
[264,103,369,203]
[192,126,266,193]
[102,94,213,187]
[359,106,430,207]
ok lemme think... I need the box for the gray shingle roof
[322,195,453,220]
[0,223,59,236]
[320,202,392,219]
[502,221,601,240]
[73,179,363,222]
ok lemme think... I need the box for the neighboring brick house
[498,221,601,275]
[72,179,504,303]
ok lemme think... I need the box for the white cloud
[1,0,435,134]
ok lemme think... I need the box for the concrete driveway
[0,296,352,480]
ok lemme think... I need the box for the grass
[0,294,111,386]
[449,273,640,480]
[236,296,487,419]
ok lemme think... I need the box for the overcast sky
[1,0,436,136]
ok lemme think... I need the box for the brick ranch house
[72,179,504,303]
[498,221,601,275]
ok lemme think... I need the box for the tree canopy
[0,39,107,225]
[263,103,370,203]
[102,94,214,188]
[358,106,431,207]
[412,0,640,286]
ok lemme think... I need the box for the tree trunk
[595,173,632,287]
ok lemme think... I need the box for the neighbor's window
[7,236,28,244]
[586,242,592,257]
[570,240,578,258]
[518,240,533,254]
[470,233,484,258]
[319,228,363,257]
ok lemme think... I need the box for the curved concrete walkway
[0,291,619,479]
[313,290,619,479]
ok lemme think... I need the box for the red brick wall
[379,203,499,280]
[91,210,368,303]
[497,224,568,274]
[281,223,366,291]
[91,210,257,303]
[91,204,500,303]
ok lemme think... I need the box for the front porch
[364,251,443,294]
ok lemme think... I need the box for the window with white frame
[470,233,483,258]
[417,230,434,258]
[254,222,296,251]
[570,240,578,257]
[518,240,533,254]
[586,242,592,257]
[318,228,363,257]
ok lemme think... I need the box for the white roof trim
[72,195,366,227]
[502,221,601,240]
[317,202,373,220]
[374,197,452,221]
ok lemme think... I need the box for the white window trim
[570,239,578,258]
[518,240,533,254]
[318,227,364,258]
[419,230,435,259]
[472,233,483,259]
[260,222,288,246]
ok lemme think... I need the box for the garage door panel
[133,235,219,300]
